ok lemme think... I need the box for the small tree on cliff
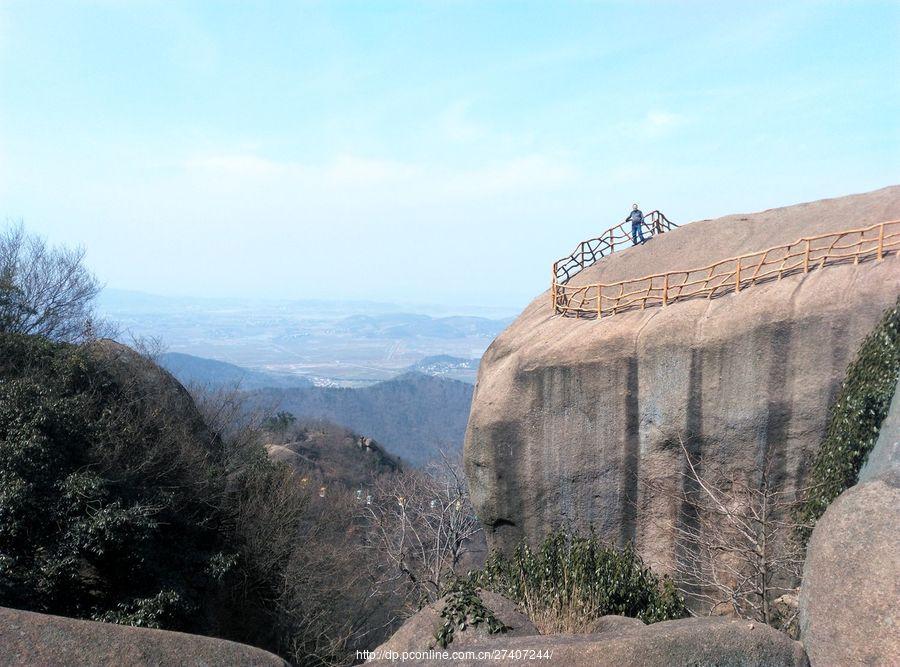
[654,439,810,634]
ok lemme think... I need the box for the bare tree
[0,221,107,341]
[655,439,810,634]
[360,452,482,610]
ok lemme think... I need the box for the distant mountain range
[159,352,474,466]
[101,289,511,385]
[158,352,312,390]
[252,372,473,467]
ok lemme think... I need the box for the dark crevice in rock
[620,356,640,545]
[676,348,705,603]
[484,420,526,548]
[762,320,794,491]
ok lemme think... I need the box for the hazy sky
[1,1,898,309]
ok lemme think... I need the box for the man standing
[628,204,646,245]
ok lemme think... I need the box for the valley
[100,289,514,386]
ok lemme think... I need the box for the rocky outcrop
[0,605,288,667]
[464,186,900,579]
[798,378,900,666]
[373,617,809,666]
[373,591,537,654]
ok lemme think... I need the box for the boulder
[582,614,645,634]
[798,379,900,666]
[464,185,900,582]
[798,480,899,665]
[372,617,809,666]
[373,590,537,654]
[0,605,288,667]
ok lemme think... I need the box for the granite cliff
[464,185,900,578]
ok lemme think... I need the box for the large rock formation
[0,605,288,666]
[373,617,809,666]
[465,186,900,576]
[798,378,899,665]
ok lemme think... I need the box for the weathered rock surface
[373,590,537,654]
[798,378,900,666]
[858,377,900,486]
[465,186,900,579]
[0,605,288,667]
[373,617,809,666]
[581,614,645,634]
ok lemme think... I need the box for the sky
[1,1,898,310]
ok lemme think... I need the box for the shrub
[434,578,507,649]
[470,532,687,633]
[0,334,227,629]
[798,297,900,542]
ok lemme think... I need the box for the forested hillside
[253,372,473,467]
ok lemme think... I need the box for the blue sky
[1,1,898,309]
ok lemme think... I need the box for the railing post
[551,263,557,313]
[878,223,885,261]
[804,239,810,273]
[735,261,741,293]
[597,285,602,318]
[663,274,669,306]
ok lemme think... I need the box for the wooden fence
[553,211,677,285]
[552,219,900,318]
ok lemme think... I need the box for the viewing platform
[552,216,900,319]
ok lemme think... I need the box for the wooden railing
[553,211,677,285]
[552,220,900,318]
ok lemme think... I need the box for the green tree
[0,334,228,628]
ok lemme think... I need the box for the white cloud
[437,100,483,142]
[612,110,687,142]
[643,111,684,136]
[187,154,282,177]
[442,155,577,197]
[184,151,579,202]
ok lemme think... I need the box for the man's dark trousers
[632,223,646,245]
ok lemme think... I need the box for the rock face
[465,186,900,575]
[373,590,537,654]
[858,377,900,487]
[373,617,809,667]
[0,605,288,667]
[798,378,900,666]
